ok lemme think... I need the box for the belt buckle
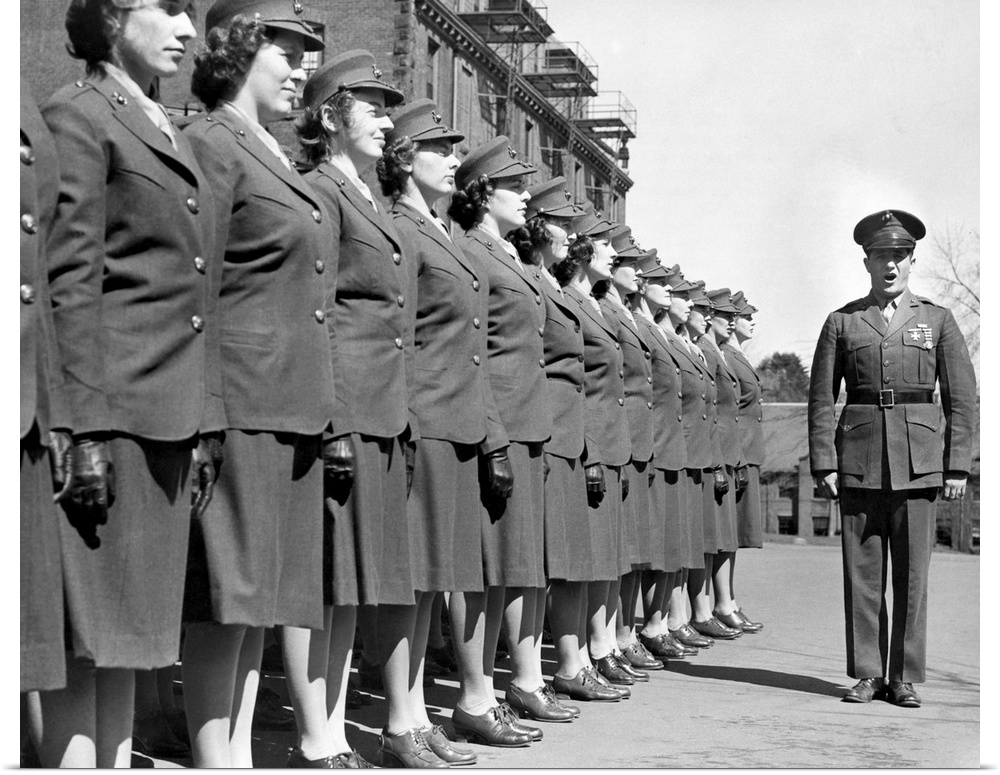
[878,389,895,408]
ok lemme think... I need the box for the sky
[542,0,981,369]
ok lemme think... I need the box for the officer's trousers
[840,487,937,683]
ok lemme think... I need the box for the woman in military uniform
[39,1,217,766]
[179,2,334,766]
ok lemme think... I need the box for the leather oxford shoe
[378,728,448,768]
[288,748,375,768]
[542,684,580,716]
[735,608,763,631]
[589,667,630,699]
[551,668,621,702]
[640,632,691,659]
[612,650,649,681]
[594,653,634,685]
[661,632,699,656]
[497,702,543,741]
[669,623,714,648]
[421,725,477,766]
[842,677,884,704]
[886,681,921,708]
[620,641,663,670]
[714,610,762,634]
[691,617,742,639]
[451,705,533,747]
[505,682,576,722]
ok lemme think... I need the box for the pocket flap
[845,336,873,352]
[839,403,875,432]
[905,403,940,431]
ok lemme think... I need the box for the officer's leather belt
[846,389,934,408]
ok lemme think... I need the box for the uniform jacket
[184,107,334,435]
[539,277,589,461]
[808,289,977,490]
[599,295,654,463]
[21,81,70,440]
[390,200,505,451]
[564,286,631,467]
[663,329,717,470]
[723,343,766,466]
[699,337,742,468]
[457,229,551,445]
[635,314,687,471]
[305,163,415,441]
[43,74,221,441]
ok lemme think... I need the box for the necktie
[882,300,897,325]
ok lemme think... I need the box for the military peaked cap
[303,49,404,111]
[205,0,325,50]
[853,209,926,251]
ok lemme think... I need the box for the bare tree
[923,222,979,371]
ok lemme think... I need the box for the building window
[302,23,325,79]
[427,38,440,99]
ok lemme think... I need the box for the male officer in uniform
[808,210,977,708]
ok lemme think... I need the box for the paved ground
[142,541,980,768]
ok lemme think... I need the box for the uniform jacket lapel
[324,165,401,251]
[859,292,888,335]
[565,286,618,340]
[392,200,476,278]
[467,229,540,296]
[540,277,581,325]
[884,288,917,339]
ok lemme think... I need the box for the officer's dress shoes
[714,609,763,634]
[378,727,448,768]
[287,747,374,768]
[451,704,533,747]
[611,649,649,681]
[735,608,763,631]
[497,702,543,740]
[886,681,921,708]
[421,725,477,766]
[505,682,576,722]
[621,640,665,670]
[551,668,621,702]
[691,617,742,640]
[669,623,714,648]
[594,653,634,685]
[842,677,884,704]
[590,667,630,699]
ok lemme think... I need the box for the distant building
[21,0,635,219]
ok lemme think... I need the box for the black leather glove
[621,467,630,500]
[63,438,116,520]
[191,431,225,519]
[585,464,606,508]
[405,441,416,497]
[49,430,73,503]
[323,436,356,495]
[712,466,729,496]
[734,465,750,493]
[543,454,551,482]
[485,449,514,500]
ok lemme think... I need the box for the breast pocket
[835,404,876,475]
[842,334,874,386]
[901,337,934,385]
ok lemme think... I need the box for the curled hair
[375,135,417,200]
[447,175,495,231]
[65,0,126,73]
[553,235,593,287]
[295,89,357,166]
[507,215,551,266]
[191,15,272,110]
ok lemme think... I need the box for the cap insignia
[372,65,383,81]
[507,146,517,159]
[883,211,893,223]
[431,111,442,124]
[292,0,303,14]
[628,236,636,245]
[563,189,571,200]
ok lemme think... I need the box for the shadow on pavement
[667,661,845,697]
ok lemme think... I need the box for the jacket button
[392,252,402,265]
[538,359,545,368]
[574,325,580,333]
[698,374,703,380]
[472,280,480,291]
[614,342,620,350]
[843,424,851,432]
[396,295,405,307]
[535,295,541,304]
[237,128,246,136]
[20,145,35,165]
[618,370,624,378]
[757,417,762,422]
[312,209,322,223]
[735,416,740,422]
[758,397,763,403]
[675,368,681,374]
[677,414,682,422]
[577,355,584,362]
[315,260,325,273]
[701,393,706,400]
[473,317,481,328]
[646,377,652,384]
[486,241,493,247]
[677,392,683,399]
[194,256,207,273]
[618,398,625,406]
[473,355,481,365]
[883,360,890,367]
[20,284,36,304]
[883,376,891,384]
[186,197,199,214]
[702,414,707,420]
[394,337,404,349]
[644,351,651,359]
[647,401,653,409]
[191,315,205,332]
[538,327,544,336]
[713,399,717,405]
[20,214,38,234]
[714,417,718,423]
[576,385,583,393]
[314,310,325,323]
[418,217,425,225]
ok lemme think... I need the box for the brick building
[21,0,634,217]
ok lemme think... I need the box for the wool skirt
[620,459,653,571]
[649,468,686,574]
[21,428,66,692]
[736,464,764,548]
[683,469,706,569]
[716,467,739,553]
[481,441,546,588]
[185,430,324,629]
[61,434,191,668]
[408,438,483,593]
[542,453,593,582]
[326,433,413,606]
[587,464,623,581]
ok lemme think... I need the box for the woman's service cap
[707,287,740,313]
[731,290,758,315]
[455,136,538,191]
[205,0,325,50]
[853,209,925,252]
[571,201,616,238]
[636,250,669,280]
[303,49,405,111]
[610,225,643,259]
[525,177,584,220]
[385,98,463,145]
[663,263,697,292]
